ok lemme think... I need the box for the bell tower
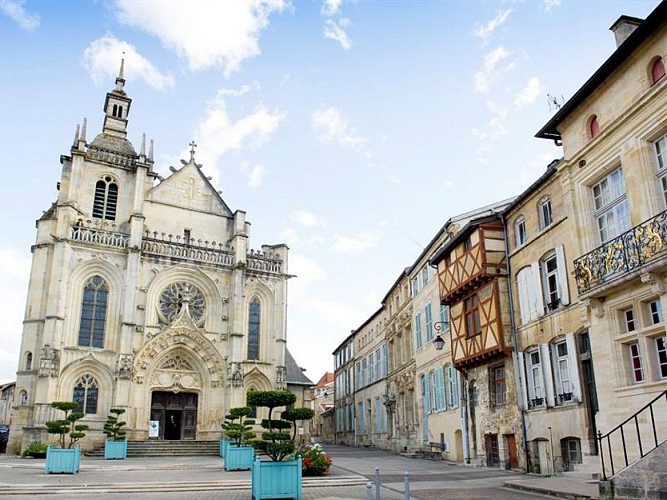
[101,58,132,139]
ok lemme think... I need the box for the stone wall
[600,441,667,499]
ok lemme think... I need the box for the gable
[146,162,233,217]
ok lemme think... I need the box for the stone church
[9,62,309,452]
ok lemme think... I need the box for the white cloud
[289,253,328,291]
[288,211,328,228]
[515,76,543,107]
[544,0,561,13]
[333,227,382,253]
[279,228,299,245]
[191,87,285,180]
[82,35,174,92]
[112,0,287,76]
[0,249,31,383]
[324,18,352,50]
[474,10,511,39]
[0,0,39,31]
[241,162,266,188]
[311,106,368,149]
[321,0,342,16]
[474,46,514,92]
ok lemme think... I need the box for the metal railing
[574,210,667,295]
[597,389,667,480]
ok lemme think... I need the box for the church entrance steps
[86,440,220,457]
[0,476,369,495]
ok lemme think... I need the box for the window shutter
[566,333,582,402]
[451,366,459,408]
[540,343,556,407]
[437,366,445,410]
[424,376,431,414]
[530,262,545,320]
[550,342,562,400]
[515,351,528,410]
[516,268,532,324]
[555,245,570,306]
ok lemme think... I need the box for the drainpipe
[500,211,529,471]
[460,372,471,464]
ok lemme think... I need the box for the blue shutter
[426,302,433,341]
[415,312,423,348]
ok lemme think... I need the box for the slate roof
[285,348,314,386]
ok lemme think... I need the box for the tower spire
[115,56,125,93]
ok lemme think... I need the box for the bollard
[366,481,373,500]
[403,471,410,500]
[375,467,381,500]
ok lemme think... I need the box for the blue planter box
[251,456,302,500]
[45,446,81,474]
[224,445,254,471]
[220,439,231,458]
[104,439,127,460]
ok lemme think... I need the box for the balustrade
[142,232,234,268]
[70,225,129,249]
[574,210,667,295]
[246,249,283,275]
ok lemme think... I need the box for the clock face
[158,281,206,325]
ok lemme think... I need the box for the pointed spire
[140,133,146,157]
[73,124,80,148]
[149,139,154,161]
[114,56,126,92]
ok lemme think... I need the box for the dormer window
[651,57,666,85]
[92,176,118,221]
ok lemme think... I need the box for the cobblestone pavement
[0,445,595,499]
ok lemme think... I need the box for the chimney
[609,15,643,48]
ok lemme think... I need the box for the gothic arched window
[72,374,98,414]
[25,352,32,371]
[247,298,260,361]
[78,275,108,348]
[92,176,118,221]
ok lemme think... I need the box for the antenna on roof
[547,94,564,113]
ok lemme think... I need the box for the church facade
[9,64,293,452]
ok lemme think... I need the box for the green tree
[221,407,256,446]
[44,402,89,449]
[103,408,127,442]
[246,390,297,461]
[282,407,315,443]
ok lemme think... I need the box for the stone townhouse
[9,64,302,453]
[333,333,355,445]
[352,307,389,449]
[504,159,599,475]
[431,213,522,469]
[535,3,667,480]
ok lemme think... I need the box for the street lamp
[432,321,449,351]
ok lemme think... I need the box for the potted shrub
[22,442,47,458]
[221,406,256,471]
[298,443,332,476]
[103,408,127,460]
[248,390,314,500]
[44,401,89,474]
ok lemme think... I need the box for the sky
[0,0,660,385]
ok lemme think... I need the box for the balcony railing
[70,224,129,249]
[246,249,283,275]
[574,210,667,295]
[142,232,234,268]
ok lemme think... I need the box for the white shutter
[540,343,556,407]
[515,351,528,410]
[555,245,570,306]
[530,262,545,320]
[516,268,532,324]
[566,333,582,402]
[524,351,535,400]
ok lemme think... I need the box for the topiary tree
[221,407,256,446]
[45,401,89,449]
[103,408,127,442]
[246,390,297,461]
[282,407,315,443]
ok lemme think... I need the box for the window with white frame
[515,217,527,246]
[656,134,667,206]
[527,350,544,408]
[592,168,630,243]
[647,299,663,325]
[656,336,667,379]
[554,340,573,403]
[516,245,570,323]
[629,343,644,383]
[539,198,553,229]
[440,304,450,332]
[622,308,636,332]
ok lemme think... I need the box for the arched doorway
[150,391,198,440]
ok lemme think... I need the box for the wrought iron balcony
[574,210,667,295]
